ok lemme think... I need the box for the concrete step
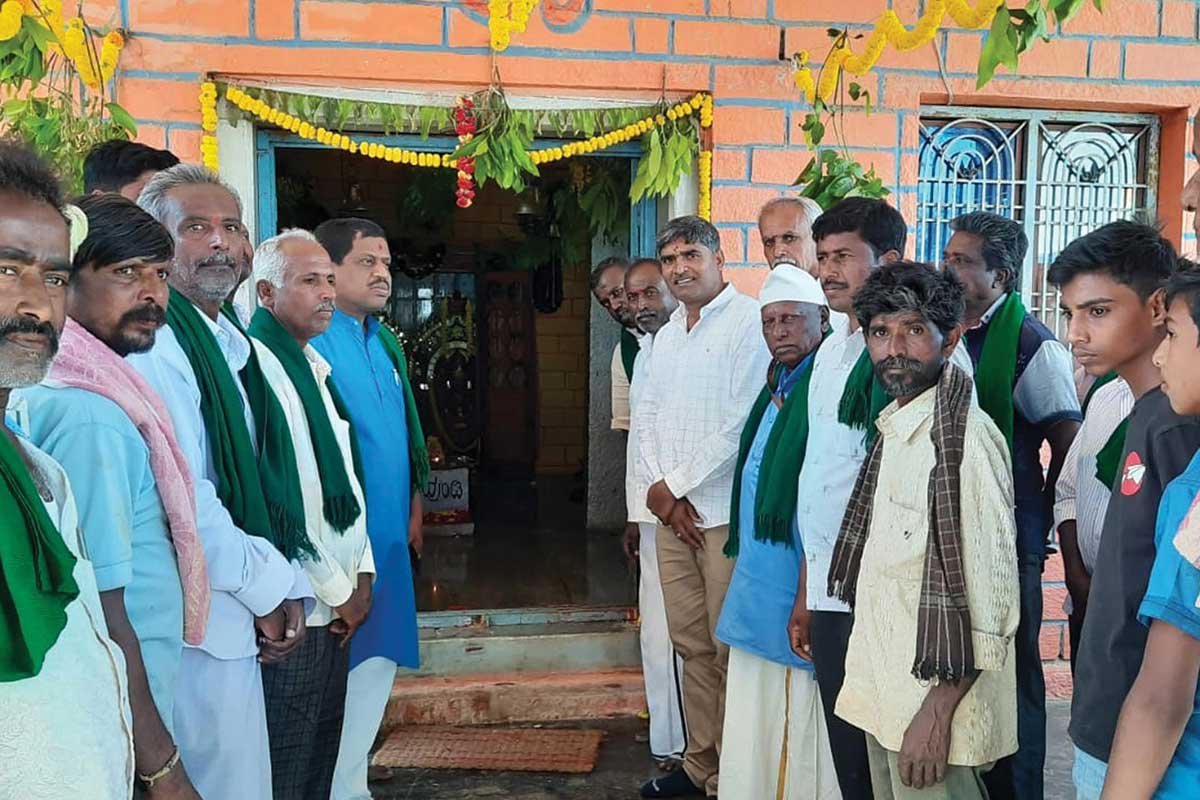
[385,668,646,728]
[415,619,641,677]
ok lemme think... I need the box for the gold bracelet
[138,746,181,789]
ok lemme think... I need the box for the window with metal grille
[915,107,1160,338]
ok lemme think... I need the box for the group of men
[594,117,1200,800]
[1,139,426,800]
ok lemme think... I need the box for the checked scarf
[828,363,977,683]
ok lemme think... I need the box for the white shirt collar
[978,293,1010,326]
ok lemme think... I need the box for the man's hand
[145,763,202,799]
[409,490,424,556]
[898,674,976,789]
[254,606,285,642]
[646,480,677,524]
[258,600,307,664]
[667,499,705,550]
[787,604,813,661]
[332,573,374,648]
[622,522,640,567]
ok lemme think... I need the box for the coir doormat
[372,726,603,774]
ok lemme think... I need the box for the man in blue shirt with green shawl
[311,218,428,800]
[715,264,840,799]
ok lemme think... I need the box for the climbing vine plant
[0,1,132,193]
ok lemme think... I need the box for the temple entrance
[259,129,651,613]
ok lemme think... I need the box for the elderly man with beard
[130,165,313,800]
[248,229,374,800]
[621,257,686,767]
[829,262,1019,800]
[637,216,771,799]
[21,194,209,799]
[758,197,822,273]
[0,141,134,798]
[308,218,429,800]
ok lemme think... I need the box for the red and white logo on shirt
[1121,451,1147,497]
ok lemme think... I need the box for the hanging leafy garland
[209,82,712,212]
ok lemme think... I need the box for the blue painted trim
[292,0,301,39]
[124,70,204,81]
[543,0,594,34]
[119,0,129,28]
[255,130,278,244]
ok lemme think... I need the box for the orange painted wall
[109,0,1199,267]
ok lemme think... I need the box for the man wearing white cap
[715,265,841,798]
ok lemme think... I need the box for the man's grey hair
[254,228,319,288]
[137,163,244,225]
[656,215,721,256]
[589,255,629,291]
[949,211,1027,293]
[758,196,823,228]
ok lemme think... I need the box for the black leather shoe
[640,769,705,798]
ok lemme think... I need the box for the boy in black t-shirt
[1048,222,1200,799]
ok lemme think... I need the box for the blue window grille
[917,108,1159,338]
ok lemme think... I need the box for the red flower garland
[454,97,477,208]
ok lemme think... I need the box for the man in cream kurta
[249,229,374,800]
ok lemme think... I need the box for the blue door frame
[254,129,658,254]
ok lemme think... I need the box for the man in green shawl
[943,211,1080,800]
[131,164,312,800]
[248,229,375,800]
[713,264,841,798]
[0,140,134,798]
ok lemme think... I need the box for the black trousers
[983,559,1047,800]
[810,610,873,800]
[262,624,350,800]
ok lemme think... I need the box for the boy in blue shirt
[1104,260,1200,798]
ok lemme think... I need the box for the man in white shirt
[636,216,771,799]
[247,229,374,800]
[591,256,638,431]
[131,165,313,800]
[622,257,685,766]
[0,140,134,800]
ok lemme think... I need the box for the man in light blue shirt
[311,218,425,800]
[715,265,839,799]
[21,193,204,797]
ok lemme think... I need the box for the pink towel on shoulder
[49,318,210,644]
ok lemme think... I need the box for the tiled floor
[416,474,636,612]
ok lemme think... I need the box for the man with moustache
[309,218,429,800]
[248,229,374,800]
[21,194,208,798]
[131,165,312,800]
[621,257,686,766]
[716,265,840,798]
[637,217,771,799]
[591,256,639,431]
[758,197,822,272]
[0,141,134,799]
[830,263,1019,799]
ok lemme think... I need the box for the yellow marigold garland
[220,86,718,213]
[0,1,23,40]
[793,0,1004,104]
[199,81,219,172]
[489,0,539,52]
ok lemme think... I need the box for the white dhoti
[332,656,398,800]
[173,648,272,800]
[718,646,842,800]
[639,521,687,760]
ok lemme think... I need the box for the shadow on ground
[371,701,1076,799]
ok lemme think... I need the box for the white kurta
[128,305,313,800]
[0,433,135,799]
[249,338,374,625]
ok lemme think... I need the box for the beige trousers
[656,524,735,797]
[866,735,990,800]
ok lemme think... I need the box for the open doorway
[264,134,644,613]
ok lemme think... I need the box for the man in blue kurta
[715,265,840,799]
[312,218,427,800]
